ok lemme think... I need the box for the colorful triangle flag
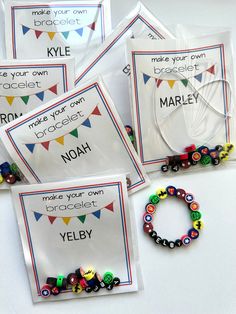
[22,25,30,35]
[41,141,50,150]
[155,79,162,88]
[92,210,101,219]
[36,91,44,101]
[62,217,71,225]
[81,118,91,128]
[70,129,78,138]
[48,32,56,40]
[206,65,215,75]
[35,30,43,39]
[105,202,114,212]
[91,106,101,116]
[143,73,151,84]
[181,79,188,87]
[55,136,64,145]
[49,84,58,95]
[48,216,57,224]
[78,215,86,223]
[21,96,30,105]
[167,80,176,89]
[34,212,43,221]
[25,143,35,153]
[6,96,15,105]
[88,22,96,31]
[75,28,83,36]
[62,31,69,39]
[194,73,203,82]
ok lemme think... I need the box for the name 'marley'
[160,93,199,108]
[61,142,92,163]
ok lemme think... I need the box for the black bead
[46,277,57,286]
[100,281,106,288]
[149,230,157,240]
[155,236,162,245]
[113,277,120,286]
[85,286,93,293]
[212,158,220,166]
[161,165,169,172]
[215,145,223,152]
[61,278,68,290]
[93,285,100,292]
[175,239,183,247]
[161,239,169,247]
[168,241,175,249]
[106,283,114,291]
[171,164,180,172]
[75,268,83,280]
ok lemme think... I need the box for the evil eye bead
[192,151,201,162]
[143,213,153,223]
[166,185,177,196]
[145,203,156,214]
[185,193,194,203]
[188,228,199,240]
[198,146,209,155]
[156,187,168,199]
[181,235,191,246]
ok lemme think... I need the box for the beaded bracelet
[143,186,204,249]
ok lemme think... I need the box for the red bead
[5,174,16,184]
[185,144,196,153]
[189,201,200,211]
[51,286,61,296]
[143,222,153,233]
[79,278,88,289]
[68,273,79,286]
[180,153,189,160]
[176,189,186,199]
[40,284,51,298]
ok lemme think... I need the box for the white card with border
[0,77,149,193]
[11,174,139,302]
[5,0,111,72]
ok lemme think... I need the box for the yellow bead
[72,284,82,294]
[224,143,234,154]
[0,175,4,184]
[156,187,167,199]
[83,268,95,281]
[219,151,229,161]
[193,220,204,230]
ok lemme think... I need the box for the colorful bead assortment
[161,143,234,173]
[143,186,204,249]
[40,267,120,298]
[0,162,22,185]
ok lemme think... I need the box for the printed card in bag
[0,58,75,188]
[5,0,111,71]
[0,77,149,193]
[11,174,139,302]
[127,32,235,172]
[75,1,174,126]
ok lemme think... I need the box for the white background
[1,0,236,313]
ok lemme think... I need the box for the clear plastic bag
[75,1,174,127]
[5,0,111,72]
[0,77,150,193]
[0,57,75,189]
[11,174,140,302]
[127,32,236,173]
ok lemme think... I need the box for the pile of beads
[0,162,22,184]
[143,186,204,249]
[40,267,120,298]
[161,143,234,173]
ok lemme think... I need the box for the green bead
[190,211,202,221]
[10,163,19,174]
[103,272,114,284]
[200,155,211,165]
[56,275,64,287]
[149,194,160,204]
[129,135,134,144]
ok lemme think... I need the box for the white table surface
[1,0,236,313]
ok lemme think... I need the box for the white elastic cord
[152,71,233,154]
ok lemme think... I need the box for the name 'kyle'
[160,93,199,108]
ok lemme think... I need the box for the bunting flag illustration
[21,21,96,40]
[25,105,102,153]
[143,65,216,88]
[1,83,58,106]
[32,201,114,225]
